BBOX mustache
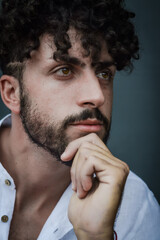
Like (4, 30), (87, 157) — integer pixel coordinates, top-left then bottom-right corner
(62, 109), (109, 130)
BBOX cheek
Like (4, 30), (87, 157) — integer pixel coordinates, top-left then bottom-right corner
(102, 88), (113, 119)
(31, 83), (77, 121)
(23, 65), (78, 120)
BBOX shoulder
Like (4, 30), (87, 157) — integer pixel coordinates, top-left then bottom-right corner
(124, 171), (160, 212)
(115, 171), (160, 240)
(124, 170), (157, 203)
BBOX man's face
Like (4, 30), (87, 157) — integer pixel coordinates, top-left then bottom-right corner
(20, 29), (116, 164)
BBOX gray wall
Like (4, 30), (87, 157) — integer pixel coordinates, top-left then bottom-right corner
(108, 0), (160, 203)
(0, 1), (160, 203)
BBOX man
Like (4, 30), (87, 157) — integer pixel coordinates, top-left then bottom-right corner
(0, 0), (159, 239)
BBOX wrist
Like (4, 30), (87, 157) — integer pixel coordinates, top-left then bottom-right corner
(74, 229), (114, 240)
(114, 231), (117, 240)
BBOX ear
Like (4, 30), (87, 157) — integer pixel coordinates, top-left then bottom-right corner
(0, 75), (20, 114)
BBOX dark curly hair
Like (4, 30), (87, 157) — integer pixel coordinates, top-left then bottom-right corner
(0, 0), (139, 81)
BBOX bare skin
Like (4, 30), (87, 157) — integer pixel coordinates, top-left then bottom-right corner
(0, 29), (129, 240)
(0, 126), (129, 240)
(0, 123), (71, 240)
(62, 133), (129, 240)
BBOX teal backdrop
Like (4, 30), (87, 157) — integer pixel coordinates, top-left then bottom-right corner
(0, 0), (160, 203)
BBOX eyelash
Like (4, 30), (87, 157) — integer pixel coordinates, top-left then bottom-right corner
(52, 66), (113, 83)
(96, 70), (113, 82)
(52, 66), (74, 80)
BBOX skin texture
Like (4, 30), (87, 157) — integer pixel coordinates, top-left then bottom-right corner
(62, 134), (129, 240)
(0, 29), (129, 240)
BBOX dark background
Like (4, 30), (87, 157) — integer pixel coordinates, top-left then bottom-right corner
(0, 0), (160, 203)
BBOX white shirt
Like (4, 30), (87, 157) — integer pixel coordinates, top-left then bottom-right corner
(0, 115), (160, 240)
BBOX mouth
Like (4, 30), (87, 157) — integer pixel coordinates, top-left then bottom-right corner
(70, 119), (104, 133)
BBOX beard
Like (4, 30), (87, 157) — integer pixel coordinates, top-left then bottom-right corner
(19, 85), (111, 166)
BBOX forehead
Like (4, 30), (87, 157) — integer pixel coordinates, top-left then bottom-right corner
(29, 28), (113, 66)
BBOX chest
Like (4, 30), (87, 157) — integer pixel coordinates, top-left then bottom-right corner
(8, 211), (45, 240)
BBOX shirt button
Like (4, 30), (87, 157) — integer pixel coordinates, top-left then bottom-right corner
(5, 179), (11, 186)
(1, 215), (9, 223)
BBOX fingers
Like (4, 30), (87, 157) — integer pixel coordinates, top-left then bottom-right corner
(70, 142), (129, 199)
(71, 151), (95, 198)
(61, 133), (129, 200)
(61, 133), (111, 162)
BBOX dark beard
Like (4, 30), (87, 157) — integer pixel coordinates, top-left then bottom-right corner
(19, 87), (111, 166)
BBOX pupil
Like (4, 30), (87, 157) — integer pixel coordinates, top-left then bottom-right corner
(62, 68), (69, 74)
(103, 73), (108, 78)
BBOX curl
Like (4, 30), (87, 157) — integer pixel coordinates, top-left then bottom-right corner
(0, 0), (139, 80)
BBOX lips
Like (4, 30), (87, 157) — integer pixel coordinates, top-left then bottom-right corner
(71, 118), (103, 125)
(70, 119), (103, 132)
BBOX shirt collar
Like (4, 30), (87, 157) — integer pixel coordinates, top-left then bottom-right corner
(0, 114), (11, 127)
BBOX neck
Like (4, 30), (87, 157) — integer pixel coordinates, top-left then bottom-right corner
(0, 114), (71, 208)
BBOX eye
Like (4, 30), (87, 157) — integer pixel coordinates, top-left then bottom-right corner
(96, 70), (112, 82)
(56, 67), (71, 76)
(51, 66), (75, 81)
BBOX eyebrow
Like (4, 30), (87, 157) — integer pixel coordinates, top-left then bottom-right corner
(55, 54), (85, 68)
(91, 61), (117, 70)
(54, 54), (116, 69)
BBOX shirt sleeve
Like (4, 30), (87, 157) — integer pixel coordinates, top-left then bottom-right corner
(114, 171), (160, 240)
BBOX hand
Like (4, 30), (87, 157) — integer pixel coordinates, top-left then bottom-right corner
(61, 133), (129, 240)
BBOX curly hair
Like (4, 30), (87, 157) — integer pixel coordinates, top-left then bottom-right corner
(0, 0), (139, 80)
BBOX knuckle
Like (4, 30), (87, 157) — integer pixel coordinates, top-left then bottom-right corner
(118, 163), (130, 179)
(123, 162), (130, 174)
(80, 141), (90, 149)
(90, 132), (99, 140)
(115, 158), (130, 175)
(90, 132), (97, 138)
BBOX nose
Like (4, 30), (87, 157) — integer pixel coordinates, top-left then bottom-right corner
(76, 70), (105, 109)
